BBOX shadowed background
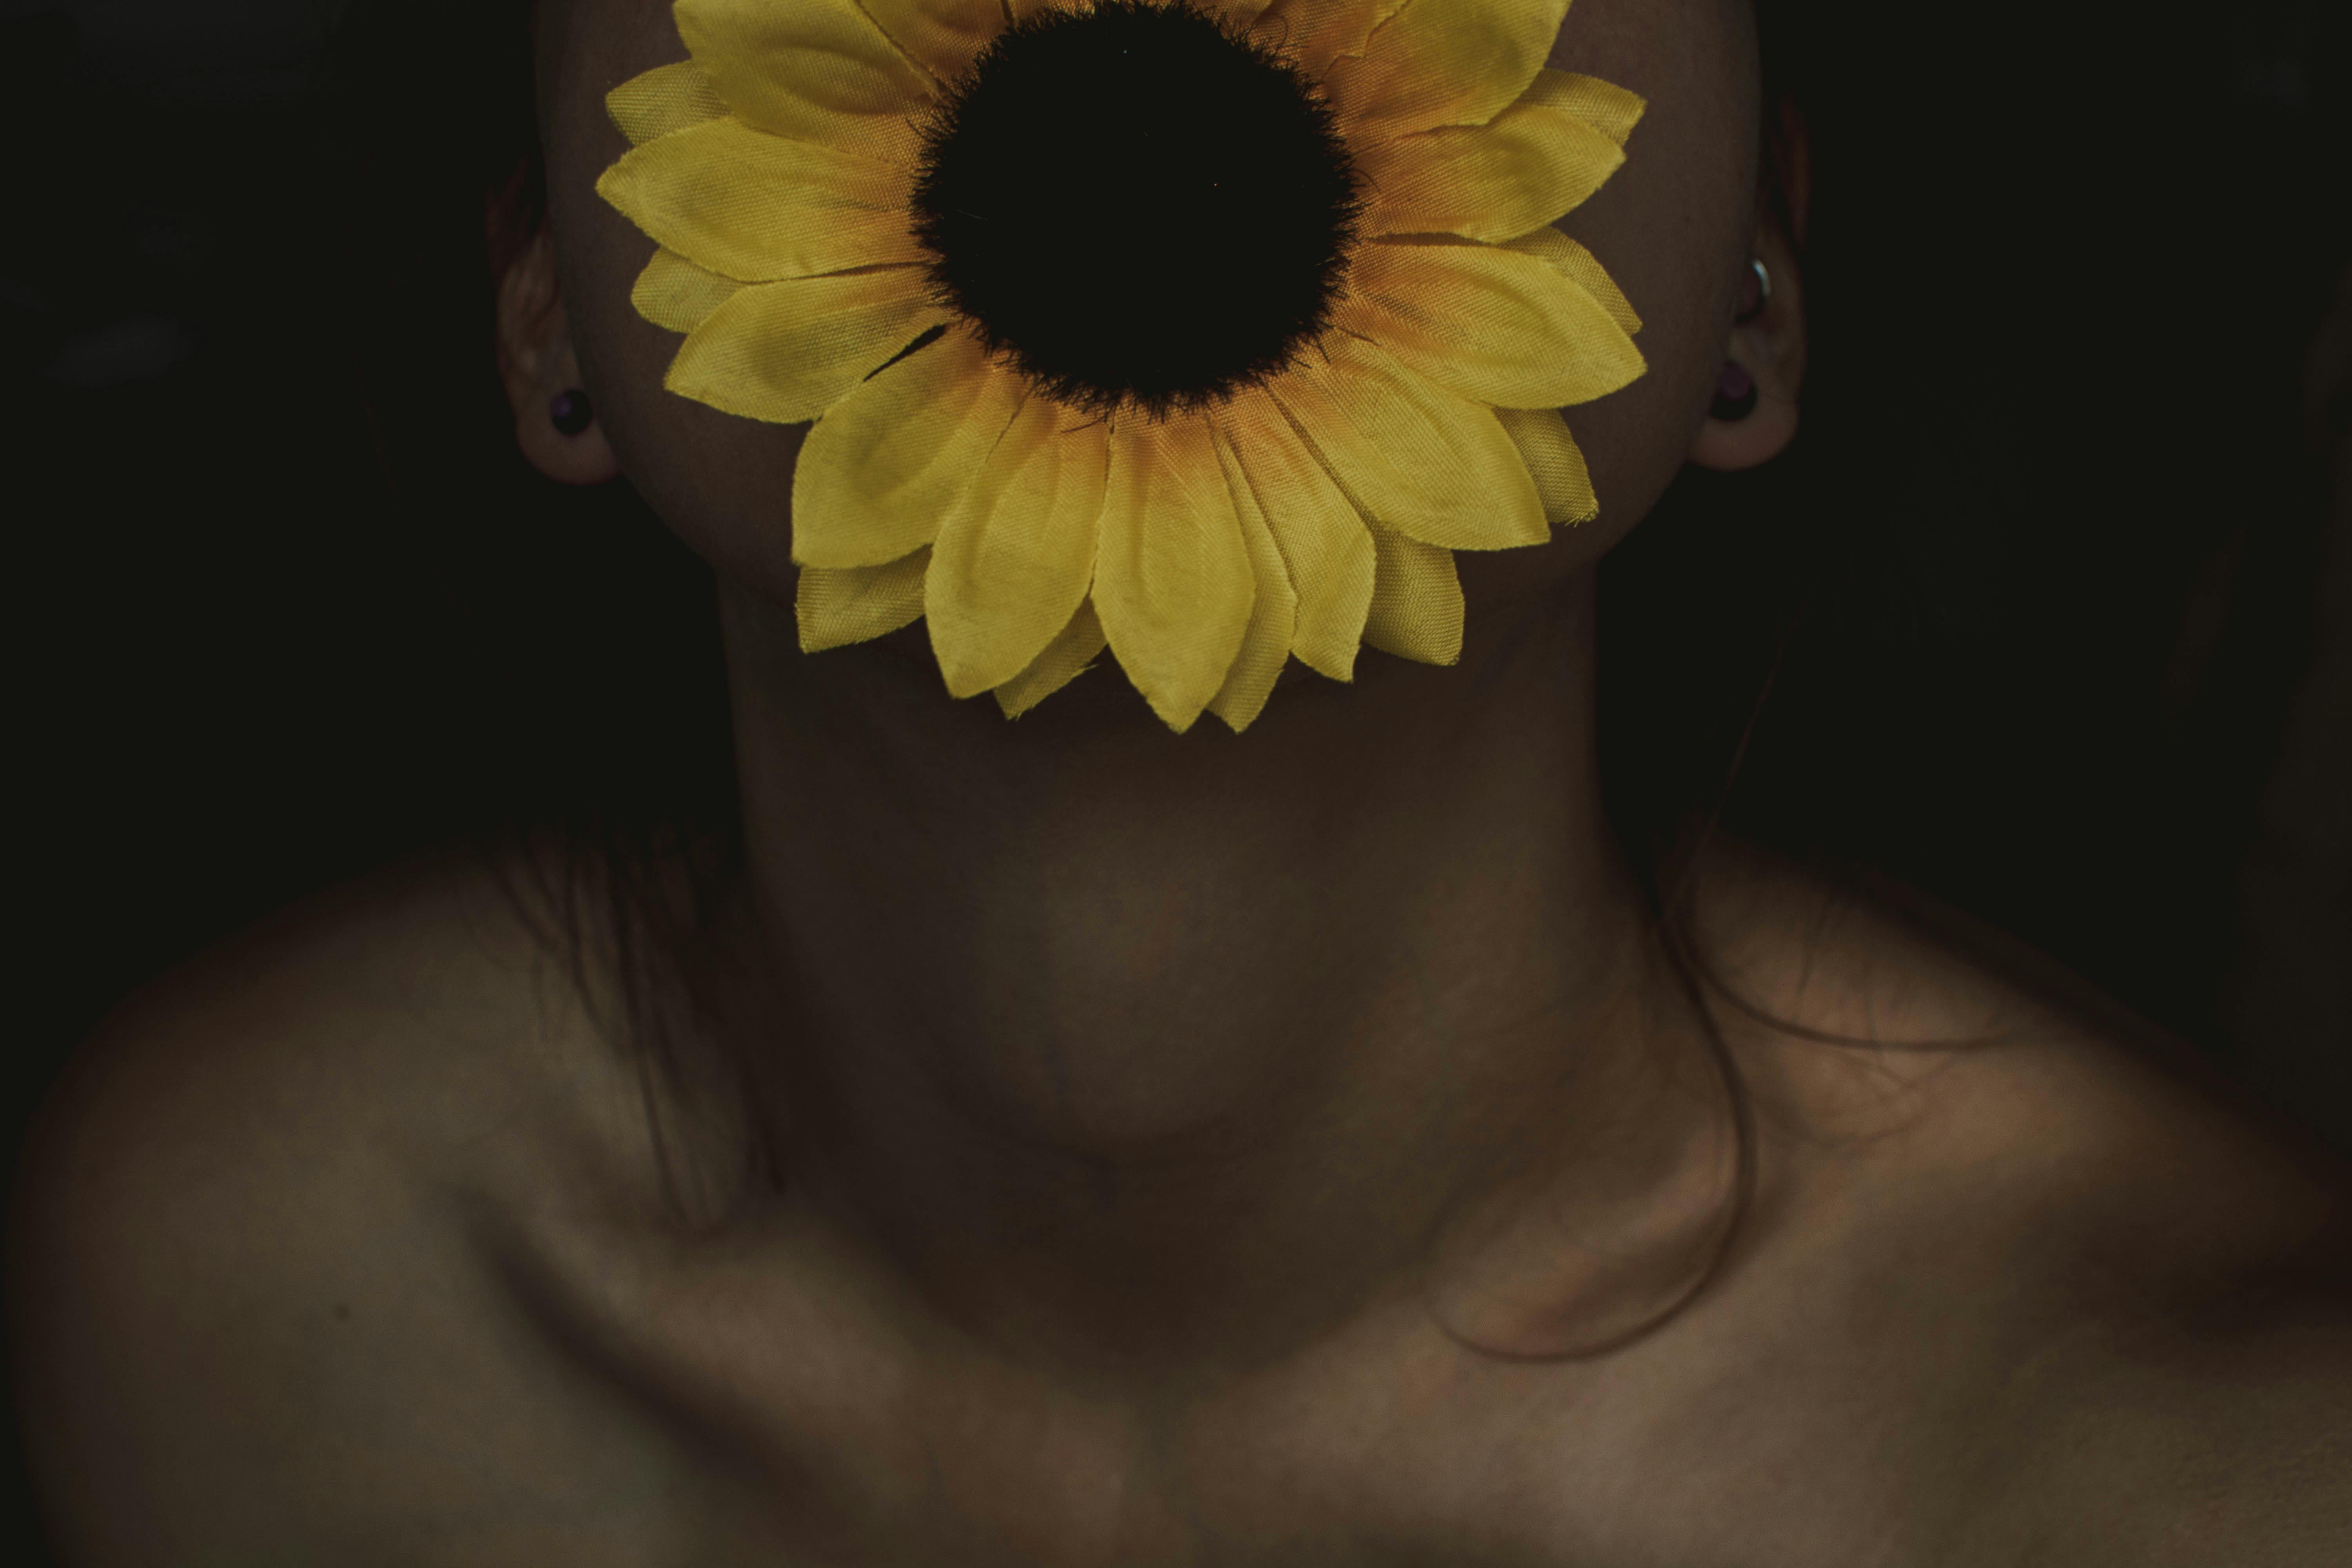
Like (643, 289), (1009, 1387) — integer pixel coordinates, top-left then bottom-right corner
(4, 0), (2347, 1560)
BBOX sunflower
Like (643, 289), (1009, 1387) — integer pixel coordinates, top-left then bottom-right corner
(598, 0), (1646, 731)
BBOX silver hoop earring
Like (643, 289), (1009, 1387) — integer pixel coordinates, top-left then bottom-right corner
(1736, 258), (1772, 325)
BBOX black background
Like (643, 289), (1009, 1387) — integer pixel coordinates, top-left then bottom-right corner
(4, 0), (2348, 1559)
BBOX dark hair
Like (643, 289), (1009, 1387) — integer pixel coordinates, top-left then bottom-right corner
(327, 0), (2343, 1296)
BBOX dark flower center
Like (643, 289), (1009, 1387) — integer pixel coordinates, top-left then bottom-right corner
(909, 0), (1361, 417)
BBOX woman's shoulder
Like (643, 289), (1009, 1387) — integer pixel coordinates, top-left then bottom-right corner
(6, 848), (690, 1562)
(16, 845), (642, 1212)
(1715, 847), (2350, 1309)
(1699, 851), (2352, 1561)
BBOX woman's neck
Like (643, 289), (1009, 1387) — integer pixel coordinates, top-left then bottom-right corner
(711, 568), (1726, 1375)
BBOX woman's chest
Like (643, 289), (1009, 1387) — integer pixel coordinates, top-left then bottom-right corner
(467, 1211), (2023, 1568)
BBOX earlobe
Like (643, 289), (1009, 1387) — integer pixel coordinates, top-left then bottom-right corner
(495, 227), (622, 486)
(1690, 100), (1811, 475)
(1688, 233), (1806, 474)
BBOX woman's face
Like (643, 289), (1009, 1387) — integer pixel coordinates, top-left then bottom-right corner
(536, 0), (1764, 631)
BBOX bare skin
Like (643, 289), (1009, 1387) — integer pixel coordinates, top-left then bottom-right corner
(11, 0), (2350, 1563)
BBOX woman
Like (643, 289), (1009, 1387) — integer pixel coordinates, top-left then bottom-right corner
(12, 0), (2349, 1561)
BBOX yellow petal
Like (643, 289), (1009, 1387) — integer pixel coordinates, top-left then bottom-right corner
(1334, 238), (1645, 410)
(797, 547), (931, 652)
(1217, 390), (1375, 682)
(995, 600), (1109, 719)
(668, 269), (949, 428)
(1502, 226), (1641, 335)
(630, 247), (746, 333)
(674, 0), (930, 161)
(606, 60), (729, 147)
(1249, 0), (1409, 75)
(793, 330), (1026, 567)
(1495, 407), (1597, 525)
(1269, 336), (1546, 551)
(1527, 69), (1647, 147)
(1207, 429), (1301, 732)
(1363, 526), (1463, 664)
(858, 0), (1002, 86)
(1094, 417), (1256, 733)
(1323, 0), (1569, 138)
(926, 399), (1110, 697)
(1213, 0), (1282, 29)
(597, 118), (922, 282)
(1356, 95), (1627, 243)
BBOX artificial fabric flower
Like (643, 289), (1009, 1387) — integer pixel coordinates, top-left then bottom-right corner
(599, 0), (1646, 731)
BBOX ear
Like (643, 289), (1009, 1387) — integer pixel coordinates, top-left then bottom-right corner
(495, 222), (622, 485)
(1690, 100), (1810, 474)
